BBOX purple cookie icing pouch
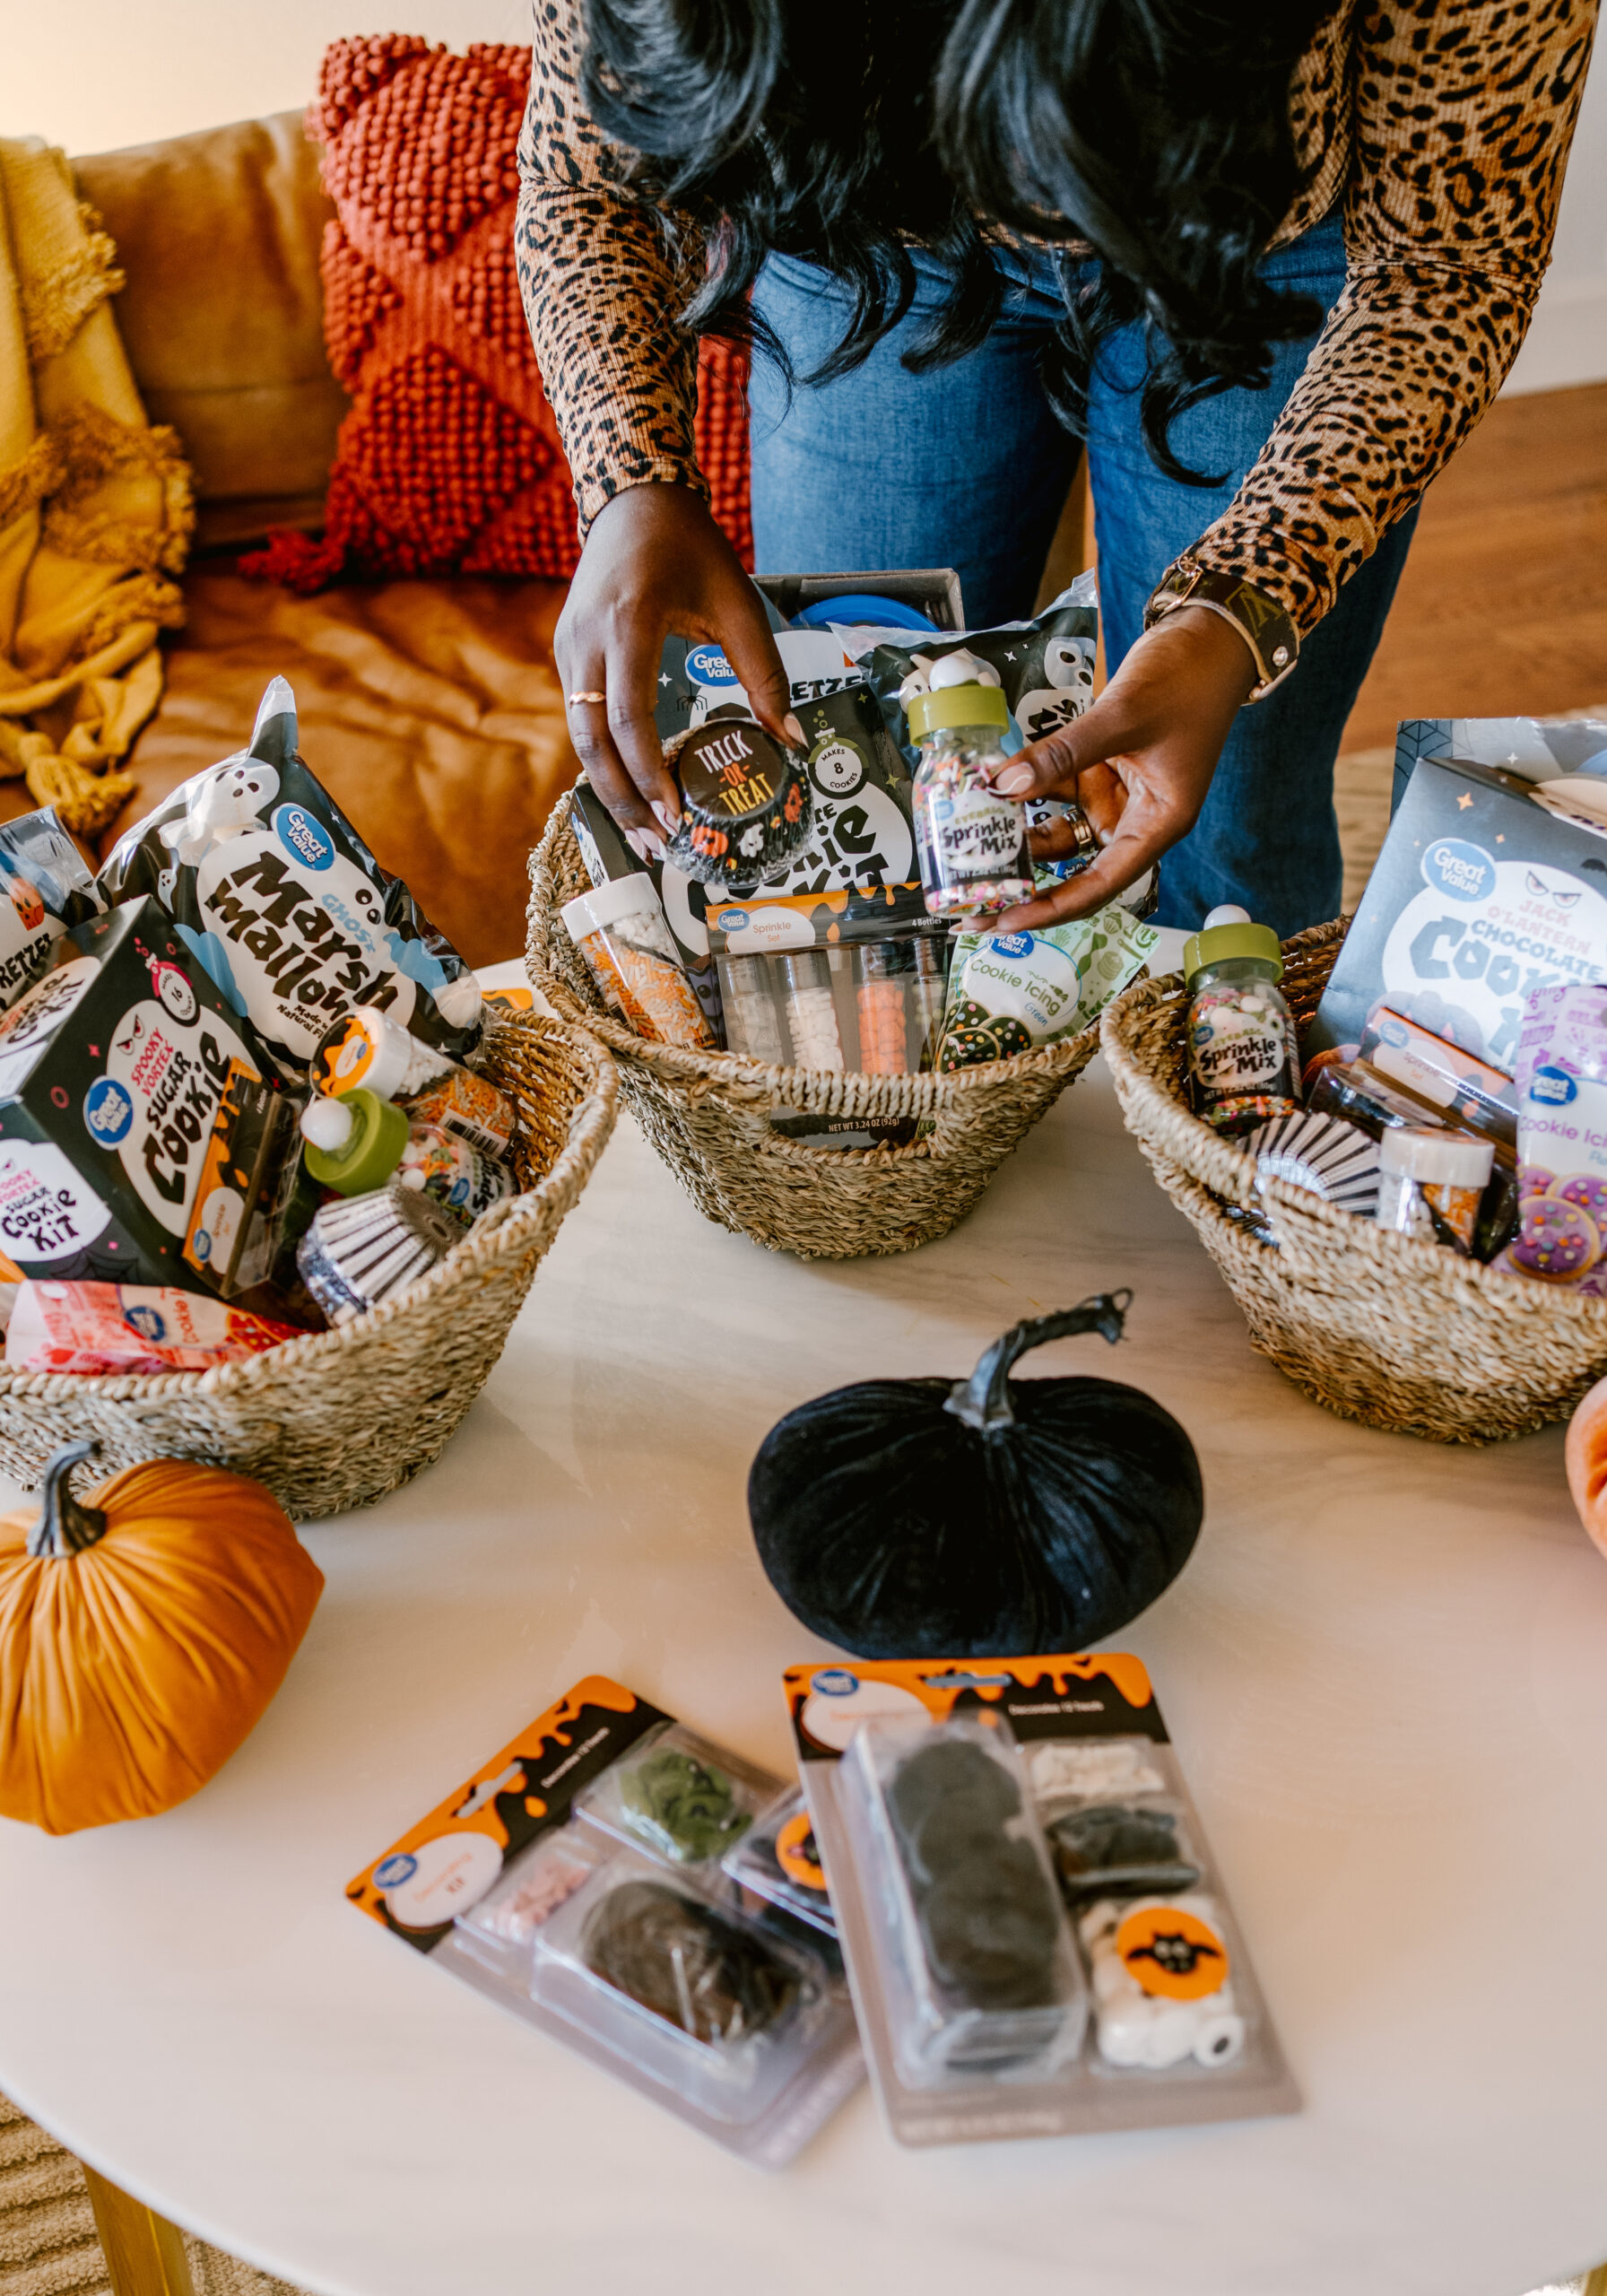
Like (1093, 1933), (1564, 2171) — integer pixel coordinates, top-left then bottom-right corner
(1502, 987), (1607, 1290)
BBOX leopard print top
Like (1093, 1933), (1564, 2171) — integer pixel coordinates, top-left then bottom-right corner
(516, 0), (1598, 635)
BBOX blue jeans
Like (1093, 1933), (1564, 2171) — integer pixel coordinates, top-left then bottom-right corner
(748, 212), (1417, 935)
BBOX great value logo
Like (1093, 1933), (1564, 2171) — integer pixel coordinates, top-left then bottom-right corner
(686, 645), (738, 686)
(1421, 839), (1496, 902)
(274, 804), (334, 872)
(1529, 1064), (1580, 1106)
(83, 1075), (135, 1144)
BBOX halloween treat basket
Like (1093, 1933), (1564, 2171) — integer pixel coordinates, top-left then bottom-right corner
(0, 1010), (616, 1517)
(1101, 918), (1607, 1443)
(527, 792), (1099, 1260)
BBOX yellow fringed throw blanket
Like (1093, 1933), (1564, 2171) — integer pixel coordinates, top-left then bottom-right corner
(0, 136), (192, 839)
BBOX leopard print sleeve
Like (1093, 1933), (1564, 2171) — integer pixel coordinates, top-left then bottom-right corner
(1184, 0), (1599, 639)
(516, 0), (706, 533)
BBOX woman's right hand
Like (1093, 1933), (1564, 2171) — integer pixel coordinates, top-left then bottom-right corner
(552, 483), (801, 858)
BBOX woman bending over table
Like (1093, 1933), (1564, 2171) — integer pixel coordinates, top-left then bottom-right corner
(517, 0), (1597, 937)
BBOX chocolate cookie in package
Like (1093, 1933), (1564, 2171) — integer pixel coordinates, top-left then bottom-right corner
(0, 809), (102, 1012)
(98, 677), (482, 1075)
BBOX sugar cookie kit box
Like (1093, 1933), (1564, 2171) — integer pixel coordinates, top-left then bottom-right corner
(786, 1652), (1297, 2147)
(0, 898), (302, 1294)
(348, 1677), (863, 2167)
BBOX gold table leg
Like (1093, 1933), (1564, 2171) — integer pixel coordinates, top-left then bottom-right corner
(82, 2162), (196, 2296)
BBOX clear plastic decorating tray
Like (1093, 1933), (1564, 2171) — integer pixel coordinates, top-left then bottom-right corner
(785, 1653), (1299, 2148)
(347, 1677), (862, 2168)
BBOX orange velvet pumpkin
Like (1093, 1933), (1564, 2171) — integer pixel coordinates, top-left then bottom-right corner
(0, 1445), (324, 1834)
(1566, 1374), (1607, 1560)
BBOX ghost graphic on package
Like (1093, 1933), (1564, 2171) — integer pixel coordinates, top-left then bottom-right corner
(98, 676), (482, 1074)
(1012, 630), (1097, 749)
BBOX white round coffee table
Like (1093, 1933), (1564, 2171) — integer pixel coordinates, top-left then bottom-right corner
(0, 996), (1603, 2296)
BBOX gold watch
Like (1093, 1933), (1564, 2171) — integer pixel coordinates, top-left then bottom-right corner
(1143, 561), (1299, 700)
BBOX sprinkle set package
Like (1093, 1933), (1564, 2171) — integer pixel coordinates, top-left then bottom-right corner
(784, 1652), (1297, 2147)
(347, 1678), (863, 2167)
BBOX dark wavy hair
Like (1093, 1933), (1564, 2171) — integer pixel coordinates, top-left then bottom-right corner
(581, 0), (1333, 483)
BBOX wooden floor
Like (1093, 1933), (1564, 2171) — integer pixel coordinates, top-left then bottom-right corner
(1335, 378), (1606, 902)
(1342, 379), (1607, 751)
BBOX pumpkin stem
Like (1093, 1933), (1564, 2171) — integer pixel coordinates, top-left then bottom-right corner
(25, 1442), (108, 1561)
(943, 1292), (1132, 1433)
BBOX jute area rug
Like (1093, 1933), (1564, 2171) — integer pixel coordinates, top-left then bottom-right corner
(0, 2095), (307, 2296)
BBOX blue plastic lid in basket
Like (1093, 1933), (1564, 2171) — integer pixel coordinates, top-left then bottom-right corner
(791, 594), (940, 633)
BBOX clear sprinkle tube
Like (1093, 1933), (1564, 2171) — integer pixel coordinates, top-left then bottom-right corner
(781, 950), (846, 1071)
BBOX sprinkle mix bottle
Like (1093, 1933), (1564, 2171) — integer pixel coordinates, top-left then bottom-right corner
(1183, 907), (1302, 1136)
(299, 1088), (512, 1223)
(908, 656), (1034, 919)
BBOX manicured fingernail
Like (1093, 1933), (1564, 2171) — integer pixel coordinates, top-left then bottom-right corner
(784, 714), (806, 750)
(652, 800), (680, 839)
(625, 827), (661, 863)
(993, 765), (1035, 796)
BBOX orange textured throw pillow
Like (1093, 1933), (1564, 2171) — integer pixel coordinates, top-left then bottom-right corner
(246, 36), (751, 591)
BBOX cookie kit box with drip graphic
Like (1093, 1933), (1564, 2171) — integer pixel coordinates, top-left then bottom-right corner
(0, 899), (302, 1299)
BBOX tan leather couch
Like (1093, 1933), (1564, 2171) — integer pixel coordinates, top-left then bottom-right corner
(52, 112), (576, 970)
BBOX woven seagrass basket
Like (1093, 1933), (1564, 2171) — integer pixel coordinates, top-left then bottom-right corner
(0, 1009), (616, 1517)
(1101, 917), (1607, 1444)
(527, 789), (1099, 1259)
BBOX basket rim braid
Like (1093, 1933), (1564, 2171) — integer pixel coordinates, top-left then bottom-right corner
(0, 1007), (618, 1515)
(1099, 916), (1607, 1444)
(526, 784), (1102, 1254)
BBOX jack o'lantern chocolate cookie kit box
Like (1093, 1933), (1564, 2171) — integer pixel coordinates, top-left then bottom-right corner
(0, 898), (302, 1299)
(1308, 726), (1607, 1075)
(786, 1653), (1297, 2147)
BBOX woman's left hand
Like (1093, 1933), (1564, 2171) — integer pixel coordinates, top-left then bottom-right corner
(984, 605), (1259, 930)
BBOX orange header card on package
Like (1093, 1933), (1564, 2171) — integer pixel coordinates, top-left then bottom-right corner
(346, 1676), (669, 1953)
(784, 1652), (1163, 1761)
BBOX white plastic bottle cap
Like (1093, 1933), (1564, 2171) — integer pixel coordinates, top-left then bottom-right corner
(560, 874), (662, 942)
(1379, 1126), (1494, 1187)
(300, 1097), (357, 1152)
(1202, 904), (1252, 929)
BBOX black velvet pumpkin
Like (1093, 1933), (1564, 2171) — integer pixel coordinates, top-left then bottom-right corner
(747, 1294), (1203, 1657)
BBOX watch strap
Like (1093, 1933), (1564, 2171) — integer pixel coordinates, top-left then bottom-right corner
(1143, 561), (1299, 700)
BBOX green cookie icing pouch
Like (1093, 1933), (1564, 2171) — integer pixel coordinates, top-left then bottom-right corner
(937, 907), (1157, 1072)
